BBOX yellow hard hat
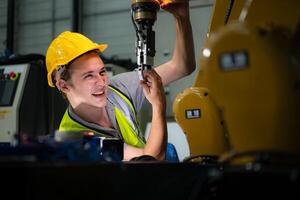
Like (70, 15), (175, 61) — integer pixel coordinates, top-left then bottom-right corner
(46, 31), (108, 87)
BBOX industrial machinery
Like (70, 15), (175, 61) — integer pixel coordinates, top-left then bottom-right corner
(0, 57), (66, 146)
(131, 0), (160, 80)
(0, 64), (30, 144)
(174, 0), (300, 165)
(131, 0), (186, 80)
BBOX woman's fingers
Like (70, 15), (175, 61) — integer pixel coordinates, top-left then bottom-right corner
(140, 80), (150, 94)
(143, 69), (161, 85)
(140, 69), (166, 108)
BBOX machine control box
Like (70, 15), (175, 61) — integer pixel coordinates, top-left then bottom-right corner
(0, 64), (29, 145)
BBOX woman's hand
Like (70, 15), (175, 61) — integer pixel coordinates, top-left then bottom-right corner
(124, 70), (167, 160)
(140, 69), (166, 111)
(139, 69), (167, 160)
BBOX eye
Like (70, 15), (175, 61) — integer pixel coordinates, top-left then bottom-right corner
(84, 74), (93, 79)
(99, 69), (106, 76)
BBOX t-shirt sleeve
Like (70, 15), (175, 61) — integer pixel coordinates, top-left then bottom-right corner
(109, 71), (145, 112)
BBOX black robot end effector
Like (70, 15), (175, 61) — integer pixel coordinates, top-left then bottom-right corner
(131, 0), (160, 80)
(131, 0), (160, 23)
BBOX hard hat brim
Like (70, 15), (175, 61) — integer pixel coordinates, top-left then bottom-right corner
(97, 44), (108, 53)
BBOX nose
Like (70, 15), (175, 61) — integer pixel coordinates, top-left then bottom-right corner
(95, 73), (107, 86)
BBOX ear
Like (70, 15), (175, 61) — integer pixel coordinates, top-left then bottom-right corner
(56, 79), (69, 93)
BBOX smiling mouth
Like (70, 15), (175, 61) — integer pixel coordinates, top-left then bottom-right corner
(92, 91), (105, 97)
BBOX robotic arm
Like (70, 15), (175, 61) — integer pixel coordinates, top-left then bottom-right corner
(131, 0), (160, 80)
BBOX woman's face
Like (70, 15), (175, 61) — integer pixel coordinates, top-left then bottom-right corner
(64, 51), (109, 109)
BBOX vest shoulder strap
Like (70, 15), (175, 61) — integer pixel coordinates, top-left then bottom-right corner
(108, 85), (145, 147)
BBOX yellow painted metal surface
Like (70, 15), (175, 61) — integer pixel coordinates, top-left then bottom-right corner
(198, 22), (300, 154)
(173, 87), (229, 157)
(208, 0), (245, 34)
(174, 0), (300, 162)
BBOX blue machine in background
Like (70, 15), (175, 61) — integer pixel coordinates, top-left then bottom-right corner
(0, 132), (124, 162)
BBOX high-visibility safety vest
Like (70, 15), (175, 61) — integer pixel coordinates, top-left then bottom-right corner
(59, 85), (146, 148)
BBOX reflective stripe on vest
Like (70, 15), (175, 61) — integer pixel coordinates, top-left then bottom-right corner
(109, 86), (145, 148)
(59, 85), (145, 148)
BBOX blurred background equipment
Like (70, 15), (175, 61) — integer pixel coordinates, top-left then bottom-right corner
(174, 0), (300, 165)
(0, 55), (66, 146)
(0, 63), (30, 144)
(0, 130), (124, 162)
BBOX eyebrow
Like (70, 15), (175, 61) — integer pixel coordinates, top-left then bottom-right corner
(80, 70), (92, 76)
(81, 67), (106, 77)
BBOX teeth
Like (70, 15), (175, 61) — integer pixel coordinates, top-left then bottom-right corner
(93, 91), (104, 95)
